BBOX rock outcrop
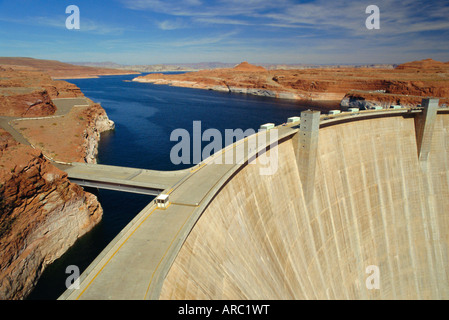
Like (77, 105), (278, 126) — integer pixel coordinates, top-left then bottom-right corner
(340, 90), (448, 110)
(8, 101), (115, 164)
(0, 130), (102, 300)
(79, 103), (115, 164)
(340, 59), (449, 109)
(0, 66), (84, 117)
(0, 66), (114, 299)
(0, 89), (56, 118)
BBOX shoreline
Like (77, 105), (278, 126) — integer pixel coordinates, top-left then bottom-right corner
(52, 71), (141, 80)
(132, 76), (449, 110)
(132, 76), (346, 106)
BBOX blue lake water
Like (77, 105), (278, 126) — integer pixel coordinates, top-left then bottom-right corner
(27, 73), (338, 299)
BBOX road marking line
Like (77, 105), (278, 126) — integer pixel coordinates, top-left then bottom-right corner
(75, 205), (158, 299)
(144, 206), (196, 300)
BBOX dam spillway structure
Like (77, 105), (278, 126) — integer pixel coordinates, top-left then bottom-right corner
(61, 98), (449, 300)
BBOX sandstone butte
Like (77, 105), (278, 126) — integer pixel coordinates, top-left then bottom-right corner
(0, 64), (114, 299)
(132, 59), (449, 108)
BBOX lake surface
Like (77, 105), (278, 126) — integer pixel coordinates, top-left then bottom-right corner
(27, 73), (338, 299)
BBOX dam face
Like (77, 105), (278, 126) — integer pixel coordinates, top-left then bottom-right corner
(160, 113), (449, 299)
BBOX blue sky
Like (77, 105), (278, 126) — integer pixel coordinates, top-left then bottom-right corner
(0, 0), (448, 65)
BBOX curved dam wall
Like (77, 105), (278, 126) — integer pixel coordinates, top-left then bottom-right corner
(159, 113), (449, 299)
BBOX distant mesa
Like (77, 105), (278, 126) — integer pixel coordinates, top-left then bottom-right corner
(396, 58), (449, 72)
(233, 61), (267, 72)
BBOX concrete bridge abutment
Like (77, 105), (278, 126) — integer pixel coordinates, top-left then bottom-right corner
(415, 98), (439, 167)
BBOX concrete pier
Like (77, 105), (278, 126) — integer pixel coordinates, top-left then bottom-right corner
(297, 110), (321, 202)
(415, 98), (439, 164)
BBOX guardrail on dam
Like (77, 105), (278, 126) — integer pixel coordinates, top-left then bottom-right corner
(60, 98), (449, 300)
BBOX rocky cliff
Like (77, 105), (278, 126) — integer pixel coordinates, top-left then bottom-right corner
(0, 130), (102, 299)
(0, 65), (83, 117)
(80, 103), (115, 164)
(341, 59), (449, 109)
(7, 101), (115, 164)
(0, 66), (113, 299)
(0, 88), (56, 118)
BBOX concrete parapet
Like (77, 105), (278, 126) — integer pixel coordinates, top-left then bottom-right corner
(415, 98), (439, 164)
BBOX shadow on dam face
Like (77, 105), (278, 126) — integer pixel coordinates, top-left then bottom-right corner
(160, 114), (449, 299)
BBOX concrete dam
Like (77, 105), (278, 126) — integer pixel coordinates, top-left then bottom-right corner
(61, 99), (449, 300)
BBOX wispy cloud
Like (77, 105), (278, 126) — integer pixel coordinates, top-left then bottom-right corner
(194, 17), (253, 26)
(72, 18), (127, 35)
(2, 0), (448, 64)
(0, 14), (126, 35)
(95, 29), (240, 50)
(168, 30), (239, 47)
(156, 18), (188, 30)
(264, 0), (449, 36)
(120, 0), (449, 36)
(120, 0), (279, 17)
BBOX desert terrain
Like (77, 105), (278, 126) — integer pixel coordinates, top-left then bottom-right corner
(0, 57), (139, 79)
(0, 62), (115, 299)
(133, 59), (449, 109)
